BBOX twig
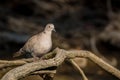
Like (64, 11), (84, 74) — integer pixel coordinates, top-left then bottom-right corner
(69, 59), (88, 80)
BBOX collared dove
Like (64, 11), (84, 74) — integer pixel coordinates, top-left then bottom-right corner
(13, 23), (55, 60)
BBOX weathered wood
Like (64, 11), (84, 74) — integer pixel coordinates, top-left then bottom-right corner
(1, 48), (120, 80)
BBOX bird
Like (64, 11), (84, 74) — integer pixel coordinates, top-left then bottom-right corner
(13, 23), (55, 60)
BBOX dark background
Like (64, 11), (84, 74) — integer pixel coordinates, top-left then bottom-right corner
(0, 0), (120, 80)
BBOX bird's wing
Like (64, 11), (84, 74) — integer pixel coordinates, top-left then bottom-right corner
(13, 35), (37, 57)
(22, 34), (40, 52)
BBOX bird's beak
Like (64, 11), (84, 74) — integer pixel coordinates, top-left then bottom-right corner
(53, 28), (56, 32)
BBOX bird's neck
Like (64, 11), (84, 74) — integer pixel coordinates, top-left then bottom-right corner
(43, 30), (52, 36)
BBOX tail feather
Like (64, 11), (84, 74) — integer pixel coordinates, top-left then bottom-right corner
(13, 48), (25, 57)
(13, 51), (21, 57)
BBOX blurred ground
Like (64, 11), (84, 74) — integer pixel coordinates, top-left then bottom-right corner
(0, 0), (120, 80)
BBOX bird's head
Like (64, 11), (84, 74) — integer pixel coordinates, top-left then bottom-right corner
(45, 23), (56, 32)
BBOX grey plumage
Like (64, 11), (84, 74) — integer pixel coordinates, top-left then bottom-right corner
(14, 23), (55, 59)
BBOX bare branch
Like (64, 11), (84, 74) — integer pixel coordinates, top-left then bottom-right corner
(69, 59), (88, 80)
(0, 58), (34, 69)
(1, 48), (120, 80)
(66, 50), (120, 78)
(31, 70), (56, 75)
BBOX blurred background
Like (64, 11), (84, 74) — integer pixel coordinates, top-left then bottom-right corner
(0, 0), (120, 80)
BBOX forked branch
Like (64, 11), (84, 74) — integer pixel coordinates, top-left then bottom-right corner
(1, 48), (120, 80)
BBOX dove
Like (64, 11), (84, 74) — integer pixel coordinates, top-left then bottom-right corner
(13, 23), (55, 60)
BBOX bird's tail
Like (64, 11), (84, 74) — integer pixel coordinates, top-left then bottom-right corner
(13, 48), (24, 57)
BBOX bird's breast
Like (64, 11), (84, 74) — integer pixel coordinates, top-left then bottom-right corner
(33, 35), (52, 54)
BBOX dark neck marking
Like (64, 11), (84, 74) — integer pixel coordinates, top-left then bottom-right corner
(43, 31), (46, 34)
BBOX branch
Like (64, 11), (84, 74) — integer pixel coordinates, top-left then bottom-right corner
(31, 70), (56, 75)
(66, 49), (120, 78)
(1, 48), (120, 80)
(0, 58), (34, 69)
(90, 35), (117, 66)
(69, 59), (88, 80)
